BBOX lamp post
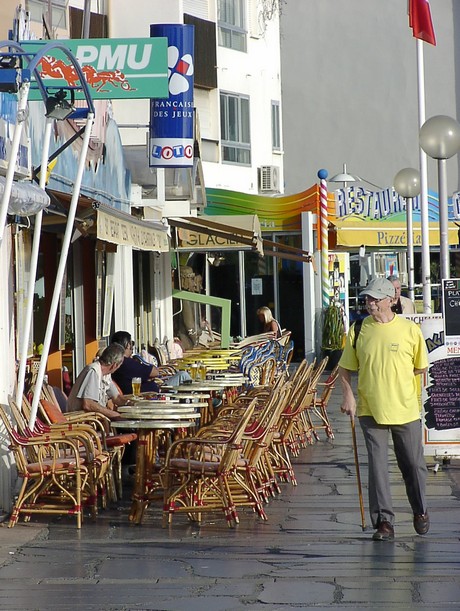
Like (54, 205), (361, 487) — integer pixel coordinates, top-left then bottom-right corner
(420, 115), (460, 281)
(329, 162), (358, 216)
(393, 168), (421, 303)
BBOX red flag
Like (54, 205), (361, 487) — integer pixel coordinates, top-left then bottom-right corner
(409, 0), (436, 45)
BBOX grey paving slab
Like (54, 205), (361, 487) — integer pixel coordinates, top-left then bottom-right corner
(0, 380), (460, 610)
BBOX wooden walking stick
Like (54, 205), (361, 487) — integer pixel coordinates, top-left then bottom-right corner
(350, 415), (366, 531)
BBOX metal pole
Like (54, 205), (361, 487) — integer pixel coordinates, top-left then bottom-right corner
(407, 196), (415, 302)
(318, 170), (329, 309)
(82, 0), (92, 39)
(416, 40), (432, 313)
(238, 250), (246, 338)
(29, 112), (95, 430)
(16, 118), (53, 403)
(0, 82), (30, 243)
(438, 158), (450, 280)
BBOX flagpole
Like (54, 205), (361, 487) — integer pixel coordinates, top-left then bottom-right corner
(416, 38), (432, 314)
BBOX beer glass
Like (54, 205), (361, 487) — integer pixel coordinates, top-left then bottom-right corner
(131, 377), (142, 396)
(190, 364), (198, 381)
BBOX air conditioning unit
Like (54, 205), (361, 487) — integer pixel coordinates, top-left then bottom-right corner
(258, 165), (279, 192)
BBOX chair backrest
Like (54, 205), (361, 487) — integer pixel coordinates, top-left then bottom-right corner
(317, 364), (340, 405)
(242, 380), (292, 466)
(7, 396), (33, 437)
(40, 398), (68, 424)
(310, 356), (329, 389)
(2, 402), (39, 465)
(217, 399), (257, 473)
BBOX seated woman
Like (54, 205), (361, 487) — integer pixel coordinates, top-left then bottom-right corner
(257, 306), (282, 339)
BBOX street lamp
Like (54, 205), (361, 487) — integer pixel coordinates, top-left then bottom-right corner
(420, 115), (460, 280)
(393, 168), (421, 302)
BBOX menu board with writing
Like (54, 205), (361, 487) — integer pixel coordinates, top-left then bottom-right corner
(443, 278), (460, 356)
(421, 316), (460, 457)
(424, 358), (460, 430)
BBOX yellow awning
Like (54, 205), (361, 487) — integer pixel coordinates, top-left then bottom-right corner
(334, 220), (459, 248)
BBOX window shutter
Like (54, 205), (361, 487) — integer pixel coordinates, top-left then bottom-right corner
(183, 0), (209, 20)
(249, 0), (261, 39)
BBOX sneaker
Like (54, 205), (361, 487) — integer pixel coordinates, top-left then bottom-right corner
(413, 512), (430, 535)
(372, 520), (395, 541)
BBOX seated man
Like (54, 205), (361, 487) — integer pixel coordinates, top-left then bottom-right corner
(67, 343), (129, 421)
(110, 331), (191, 395)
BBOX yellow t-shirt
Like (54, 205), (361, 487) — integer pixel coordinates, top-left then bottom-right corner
(339, 315), (428, 424)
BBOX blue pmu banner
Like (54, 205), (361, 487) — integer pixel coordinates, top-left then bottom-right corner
(149, 24), (195, 168)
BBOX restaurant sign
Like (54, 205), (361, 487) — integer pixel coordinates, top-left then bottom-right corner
(96, 209), (169, 252)
(22, 38), (169, 100)
(335, 221), (459, 248)
(177, 228), (250, 251)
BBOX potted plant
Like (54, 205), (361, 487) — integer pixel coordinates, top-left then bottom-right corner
(321, 302), (345, 369)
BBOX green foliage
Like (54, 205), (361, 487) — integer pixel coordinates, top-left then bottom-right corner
(321, 303), (344, 351)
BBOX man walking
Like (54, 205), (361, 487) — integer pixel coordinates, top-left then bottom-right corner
(339, 277), (429, 541)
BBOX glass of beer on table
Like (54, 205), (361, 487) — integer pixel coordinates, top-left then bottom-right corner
(190, 363), (198, 381)
(131, 377), (142, 396)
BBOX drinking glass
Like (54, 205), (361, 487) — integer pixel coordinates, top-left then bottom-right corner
(131, 377), (142, 396)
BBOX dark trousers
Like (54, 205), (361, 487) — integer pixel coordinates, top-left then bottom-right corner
(359, 416), (428, 528)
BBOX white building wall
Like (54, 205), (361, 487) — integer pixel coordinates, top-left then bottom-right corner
(0, 230), (19, 512)
(203, 3), (283, 193)
(107, 0), (283, 196)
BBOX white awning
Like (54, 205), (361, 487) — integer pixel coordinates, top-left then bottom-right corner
(169, 214), (264, 255)
(169, 214), (314, 264)
(95, 203), (169, 252)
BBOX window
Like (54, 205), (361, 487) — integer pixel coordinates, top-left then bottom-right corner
(28, 0), (68, 30)
(271, 100), (281, 151)
(220, 92), (251, 165)
(218, 0), (247, 52)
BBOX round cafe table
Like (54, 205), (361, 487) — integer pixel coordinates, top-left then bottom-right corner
(113, 406), (200, 525)
(167, 376), (248, 413)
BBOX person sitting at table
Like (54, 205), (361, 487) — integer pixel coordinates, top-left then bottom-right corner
(67, 343), (128, 423)
(257, 306), (282, 339)
(110, 331), (191, 395)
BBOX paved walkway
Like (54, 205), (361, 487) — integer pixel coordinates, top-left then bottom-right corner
(0, 379), (460, 610)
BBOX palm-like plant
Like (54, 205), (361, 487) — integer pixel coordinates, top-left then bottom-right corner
(321, 303), (345, 352)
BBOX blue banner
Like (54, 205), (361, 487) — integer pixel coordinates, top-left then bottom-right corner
(149, 24), (194, 168)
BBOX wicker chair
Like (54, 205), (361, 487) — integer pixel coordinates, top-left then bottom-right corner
(38, 389), (136, 502)
(8, 396), (111, 518)
(162, 399), (257, 527)
(0, 404), (94, 528)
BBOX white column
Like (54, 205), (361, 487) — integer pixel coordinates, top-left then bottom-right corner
(114, 245), (135, 334)
(301, 211), (316, 361)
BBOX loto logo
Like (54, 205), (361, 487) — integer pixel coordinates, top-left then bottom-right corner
(151, 143), (193, 161)
(167, 46), (194, 95)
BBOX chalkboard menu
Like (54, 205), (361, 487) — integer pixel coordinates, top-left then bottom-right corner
(424, 357), (460, 430)
(443, 278), (460, 339)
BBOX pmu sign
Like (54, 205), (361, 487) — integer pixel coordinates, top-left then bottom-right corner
(22, 38), (169, 100)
